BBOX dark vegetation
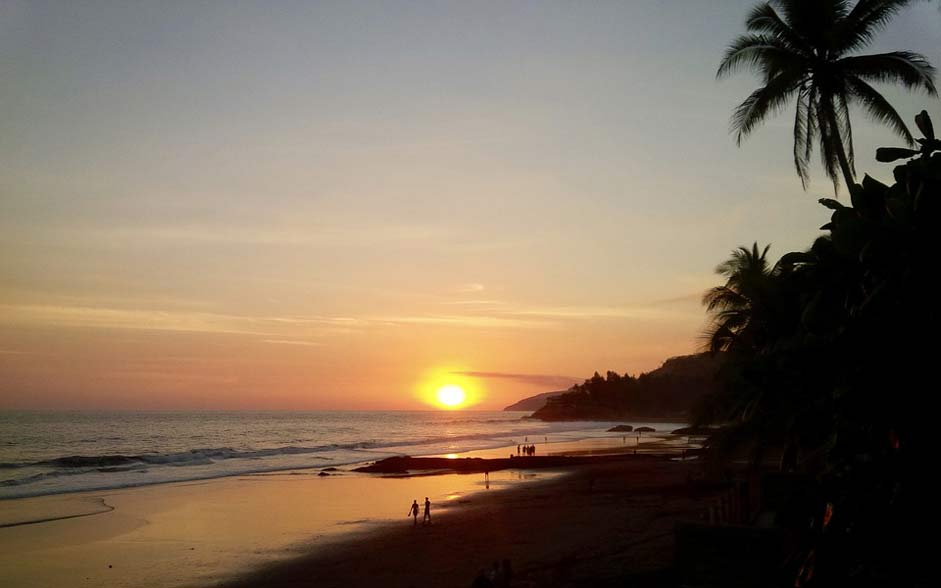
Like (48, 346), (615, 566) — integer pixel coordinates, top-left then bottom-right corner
(696, 112), (940, 585)
(718, 0), (935, 191)
(531, 353), (722, 421)
(697, 4), (937, 582)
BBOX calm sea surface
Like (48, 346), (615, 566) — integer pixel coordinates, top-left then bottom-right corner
(0, 410), (642, 499)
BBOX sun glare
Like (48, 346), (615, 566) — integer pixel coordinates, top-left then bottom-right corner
(435, 384), (466, 408)
(416, 368), (482, 409)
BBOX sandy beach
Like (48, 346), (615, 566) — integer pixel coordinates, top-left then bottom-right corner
(227, 456), (705, 588)
(0, 434), (708, 588)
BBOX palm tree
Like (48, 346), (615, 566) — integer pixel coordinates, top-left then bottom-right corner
(702, 243), (775, 353)
(718, 0), (936, 192)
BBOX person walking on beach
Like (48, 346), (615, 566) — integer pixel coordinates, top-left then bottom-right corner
(423, 497), (431, 525)
(409, 499), (419, 526)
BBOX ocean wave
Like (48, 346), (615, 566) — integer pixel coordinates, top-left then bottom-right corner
(3, 420), (627, 473)
(1, 469), (88, 487)
(29, 446), (341, 470)
(0, 414), (662, 499)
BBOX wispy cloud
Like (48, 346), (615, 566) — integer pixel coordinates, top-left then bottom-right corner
(35, 221), (456, 249)
(0, 304), (343, 338)
(500, 305), (681, 321)
(0, 303), (552, 338)
(0, 288), (703, 342)
(261, 339), (325, 347)
(372, 314), (551, 329)
(645, 292), (704, 306)
(451, 371), (581, 389)
(441, 299), (507, 306)
(454, 283), (486, 293)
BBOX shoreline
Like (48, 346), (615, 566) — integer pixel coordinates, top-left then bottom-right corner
(224, 456), (707, 588)
(1, 434), (702, 588)
(0, 419), (688, 502)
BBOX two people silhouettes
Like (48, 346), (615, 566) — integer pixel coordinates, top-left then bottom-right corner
(409, 497), (431, 526)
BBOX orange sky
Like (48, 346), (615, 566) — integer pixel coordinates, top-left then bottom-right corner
(1, 1), (938, 410)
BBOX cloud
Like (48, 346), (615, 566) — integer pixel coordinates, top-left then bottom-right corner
(261, 339), (325, 347)
(645, 292), (705, 305)
(451, 371), (581, 389)
(0, 303), (552, 338)
(373, 314), (551, 329)
(441, 299), (507, 306)
(501, 305), (677, 321)
(31, 221), (456, 249)
(0, 304), (351, 338)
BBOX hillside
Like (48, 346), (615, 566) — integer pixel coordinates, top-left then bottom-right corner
(502, 390), (567, 412)
(530, 353), (722, 421)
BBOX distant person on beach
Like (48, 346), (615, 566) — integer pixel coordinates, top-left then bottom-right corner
(423, 497), (431, 524)
(472, 569), (493, 588)
(409, 499), (419, 526)
(501, 559), (513, 587)
(517, 444), (520, 455)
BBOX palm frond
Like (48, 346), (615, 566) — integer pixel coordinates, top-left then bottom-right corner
(793, 84), (812, 188)
(721, 0), (934, 192)
(836, 91), (856, 176)
(846, 77), (915, 144)
(717, 34), (806, 80)
(804, 84), (819, 166)
(731, 70), (805, 144)
(815, 97), (844, 192)
(703, 286), (750, 312)
(770, 0), (850, 50)
(700, 323), (738, 354)
(745, 3), (813, 56)
(837, 0), (914, 54)
(838, 51), (938, 93)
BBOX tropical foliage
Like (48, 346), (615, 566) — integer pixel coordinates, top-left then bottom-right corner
(531, 354), (720, 421)
(699, 110), (941, 584)
(719, 0), (936, 190)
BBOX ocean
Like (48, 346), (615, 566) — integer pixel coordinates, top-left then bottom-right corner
(0, 410), (646, 499)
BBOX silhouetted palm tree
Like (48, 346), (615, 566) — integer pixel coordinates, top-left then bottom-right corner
(702, 243), (774, 353)
(718, 0), (936, 191)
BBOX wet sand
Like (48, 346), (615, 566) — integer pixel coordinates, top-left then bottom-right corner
(226, 457), (706, 588)
(0, 467), (558, 588)
(1, 433), (704, 588)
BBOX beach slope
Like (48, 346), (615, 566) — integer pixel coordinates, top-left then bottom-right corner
(226, 458), (705, 588)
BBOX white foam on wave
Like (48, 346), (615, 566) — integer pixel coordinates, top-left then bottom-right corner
(0, 413), (684, 499)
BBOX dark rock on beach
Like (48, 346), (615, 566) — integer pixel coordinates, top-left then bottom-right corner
(671, 426), (715, 436)
(607, 425), (634, 432)
(353, 454), (663, 475)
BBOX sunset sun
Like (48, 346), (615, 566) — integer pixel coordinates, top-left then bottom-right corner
(435, 384), (466, 408)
